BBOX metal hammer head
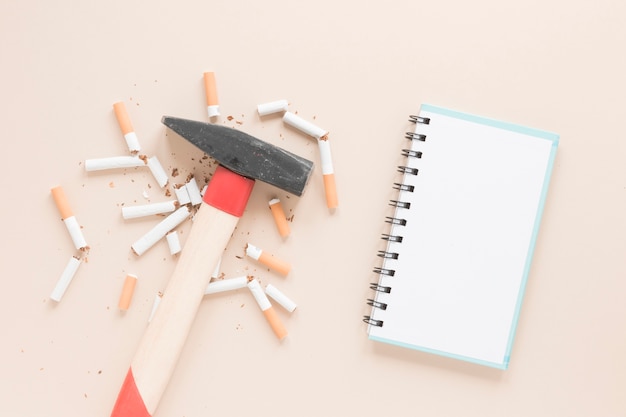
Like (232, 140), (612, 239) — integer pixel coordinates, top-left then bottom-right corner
(162, 116), (314, 196)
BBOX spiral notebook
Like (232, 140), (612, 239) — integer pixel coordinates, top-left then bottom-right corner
(364, 104), (558, 369)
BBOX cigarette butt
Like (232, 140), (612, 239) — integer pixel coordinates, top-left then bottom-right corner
(257, 99), (289, 116)
(269, 198), (290, 238)
(166, 231), (181, 255)
(203, 72), (219, 118)
(318, 138), (338, 208)
(84, 156), (145, 171)
(204, 276), (248, 295)
(147, 156), (168, 188)
(118, 274), (137, 311)
(265, 284), (297, 313)
(246, 243), (291, 276)
(148, 292), (162, 323)
(113, 102), (141, 153)
(186, 177), (203, 206)
(121, 200), (178, 219)
(283, 111), (328, 140)
(131, 206), (191, 256)
(51, 186), (88, 251)
(247, 278), (287, 340)
(50, 256), (81, 302)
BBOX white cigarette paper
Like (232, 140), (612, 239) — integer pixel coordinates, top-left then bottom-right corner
(121, 200), (178, 219)
(148, 292), (162, 323)
(166, 231), (181, 255)
(186, 177), (203, 205)
(257, 99), (289, 116)
(212, 257), (222, 279)
(147, 156), (168, 188)
(318, 139), (335, 175)
(64, 216), (88, 251)
(265, 284), (297, 313)
(50, 256), (81, 302)
(124, 132), (141, 154)
(283, 111), (328, 139)
(131, 206), (191, 256)
(174, 185), (191, 205)
(247, 278), (272, 311)
(204, 276), (248, 295)
(84, 156), (145, 171)
(246, 243), (263, 260)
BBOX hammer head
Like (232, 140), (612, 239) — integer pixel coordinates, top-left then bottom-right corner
(162, 116), (314, 196)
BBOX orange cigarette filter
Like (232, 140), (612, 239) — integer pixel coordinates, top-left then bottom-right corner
(269, 198), (290, 238)
(203, 72), (219, 117)
(113, 101), (134, 135)
(118, 274), (138, 311)
(263, 307), (288, 340)
(323, 173), (338, 209)
(51, 186), (73, 219)
(258, 251), (291, 276)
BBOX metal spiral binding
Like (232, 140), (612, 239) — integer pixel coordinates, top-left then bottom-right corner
(365, 114), (428, 328)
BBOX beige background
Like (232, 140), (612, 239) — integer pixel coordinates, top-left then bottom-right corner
(1, 0), (624, 416)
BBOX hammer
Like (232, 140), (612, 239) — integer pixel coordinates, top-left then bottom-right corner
(110, 117), (314, 417)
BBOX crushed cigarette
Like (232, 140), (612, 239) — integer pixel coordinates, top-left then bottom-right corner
(113, 101), (141, 154)
(185, 177), (203, 206)
(247, 277), (287, 340)
(283, 111), (328, 140)
(50, 256), (81, 302)
(84, 155), (145, 171)
(204, 276), (248, 295)
(147, 156), (169, 188)
(131, 206), (191, 256)
(245, 243), (291, 276)
(265, 284), (297, 313)
(203, 72), (219, 118)
(51, 186), (88, 251)
(121, 200), (178, 219)
(118, 274), (137, 311)
(174, 184), (191, 205)
(166, 231), (181, 255)
(257, 99), (289, 116)
(268, 198), (290, 238)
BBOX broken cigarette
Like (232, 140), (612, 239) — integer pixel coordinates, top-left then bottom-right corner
(174, 185), (191, 205)
(51, 186), (88, 251)
(203, 72), (219, 118)
(166, 231), (181, 255)
(282, 111), (338, 208)
(50, 256), (81, 302)
(113, 101), (141, 154)
(245, 243), (291, 276)
(148, 292), (162, 323)
(247, 277), (287, 340)
(257, 99), (289, 116)
(147, 156), (168, 188)
(204, 276), (248, 295)
(269, 198), (290, 238)
(84, 155), (145, 171)
(118, 274), (138, 311)
(131, 206), (191, 256)
(265, 284), (297, 313)
(121, 200), (178, 219)
(185, 177), (203, 206)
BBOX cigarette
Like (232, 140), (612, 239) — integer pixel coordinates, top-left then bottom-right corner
(166, 231), (181, 255)
(121, 200), (178, 219)
(282, 111), (328, 140)
(245, 243), (291, 276)
(174, 185), (191, 205)
(247, 278), (287, 340)
(318, 137), (338, 209)
(131, 206), (191, 256)
(282, 112), (338, 208)
(148, 292), (162, 323)
(113, 101), (141, 154)
(84, 155), (145, 171)
(204, 275), (248, 295)
(265, 284), (297, 313)
(185, 177), (203, 206)
(203, 72), (219, 118)
(51, 186), (88, 251)
(147, 156), (168, 188)
(269, 198), (290, 238)
(118, 274), (137, 311)
(257, 99), (289, 116)
(50, 256), (81, 302)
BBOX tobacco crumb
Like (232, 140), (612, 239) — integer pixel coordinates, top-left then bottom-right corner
(172, 168), (179, 177)
(288, 215), (295, 222)
(165, 188), (172, 197)
(235, 255), (243, 260)
(227, 115), (234, 121)
(109, 182), (115, 188)
(320, 134), (329, 141)
(139, 155), (148, 164)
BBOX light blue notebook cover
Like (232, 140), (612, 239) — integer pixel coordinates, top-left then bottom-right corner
(366, 104), (558, 369)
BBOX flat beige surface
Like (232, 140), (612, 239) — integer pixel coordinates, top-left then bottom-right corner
(1, 1), (624, 416)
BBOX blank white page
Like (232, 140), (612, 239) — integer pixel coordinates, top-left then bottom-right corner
(368, 104), (558, 369)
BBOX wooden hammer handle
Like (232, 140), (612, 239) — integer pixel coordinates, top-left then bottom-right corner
(111, 166), (255, 417)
